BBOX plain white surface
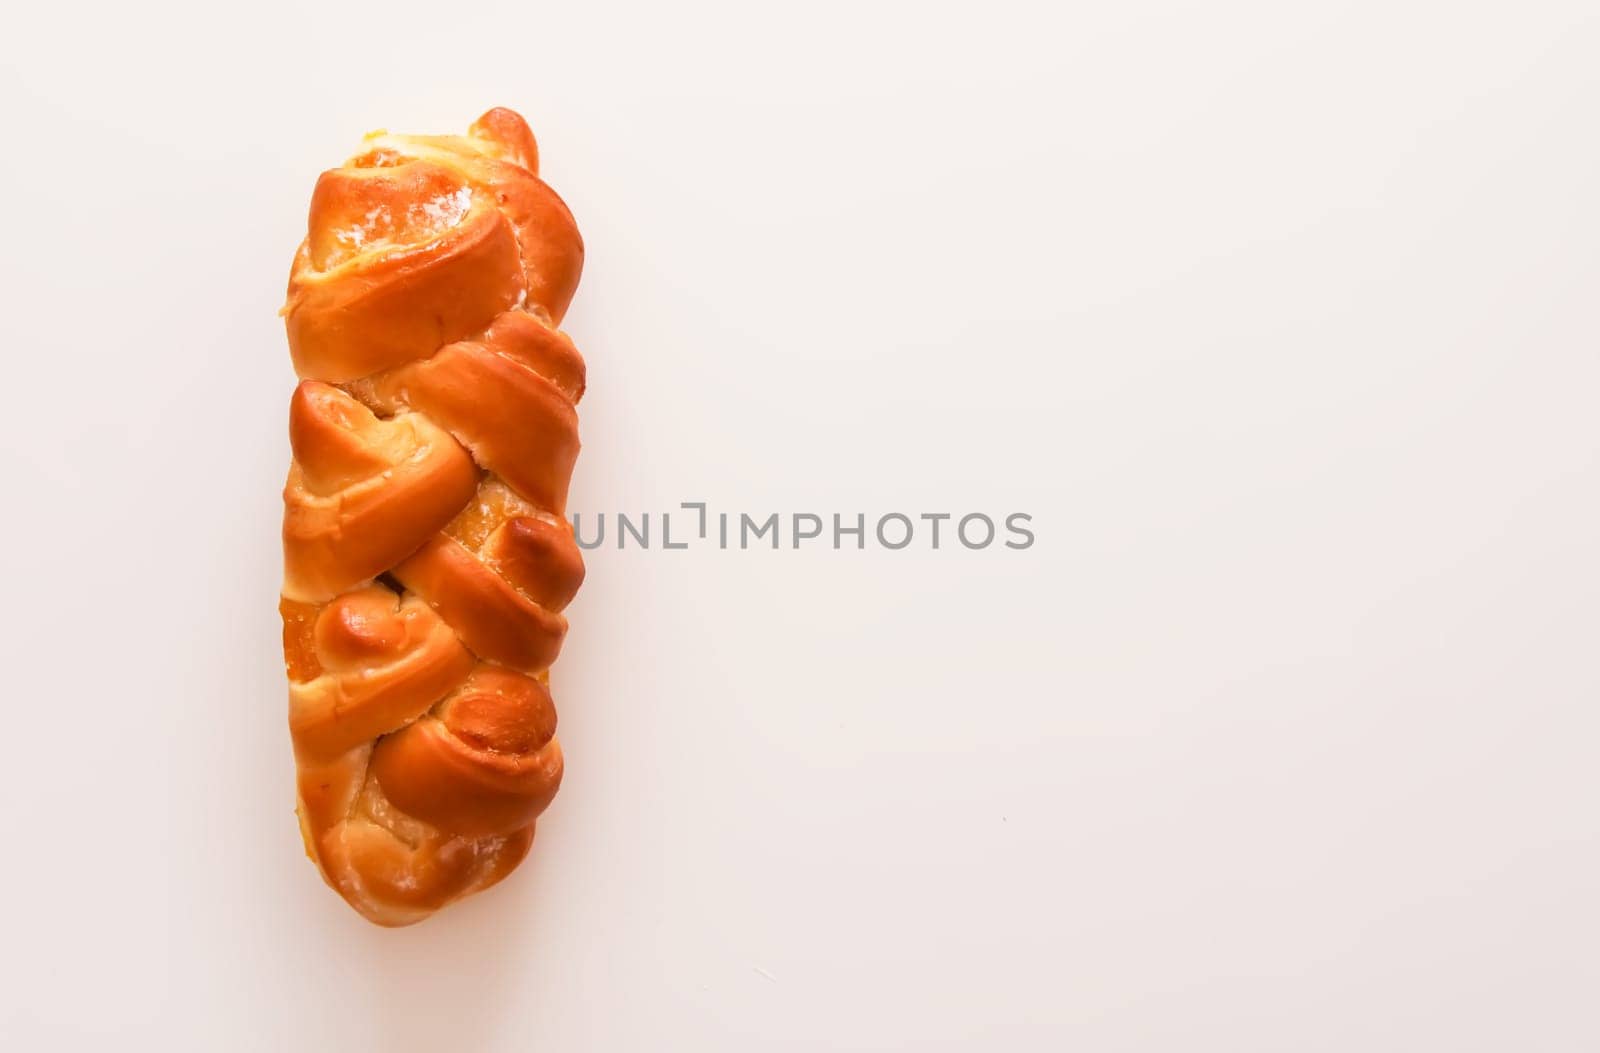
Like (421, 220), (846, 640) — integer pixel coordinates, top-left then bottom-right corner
(3, 2), (1598, 1049)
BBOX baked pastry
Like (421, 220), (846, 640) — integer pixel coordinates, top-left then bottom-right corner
(279, 108), (586, 926)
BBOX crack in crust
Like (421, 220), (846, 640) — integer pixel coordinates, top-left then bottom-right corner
(280, 107), (586, 926)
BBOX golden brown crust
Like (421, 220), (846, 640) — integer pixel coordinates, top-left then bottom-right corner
(283, 383), (480, 604)
(371, 668), (563, 838)
(393, 535), (569, 674)
(280, 108), (585, 926)
(351, 334), (580, 514)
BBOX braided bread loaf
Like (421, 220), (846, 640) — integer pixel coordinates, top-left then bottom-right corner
(280, 108), (586, 926)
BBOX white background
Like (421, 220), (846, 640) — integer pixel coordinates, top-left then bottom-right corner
(3, 2), (1597, 1049)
